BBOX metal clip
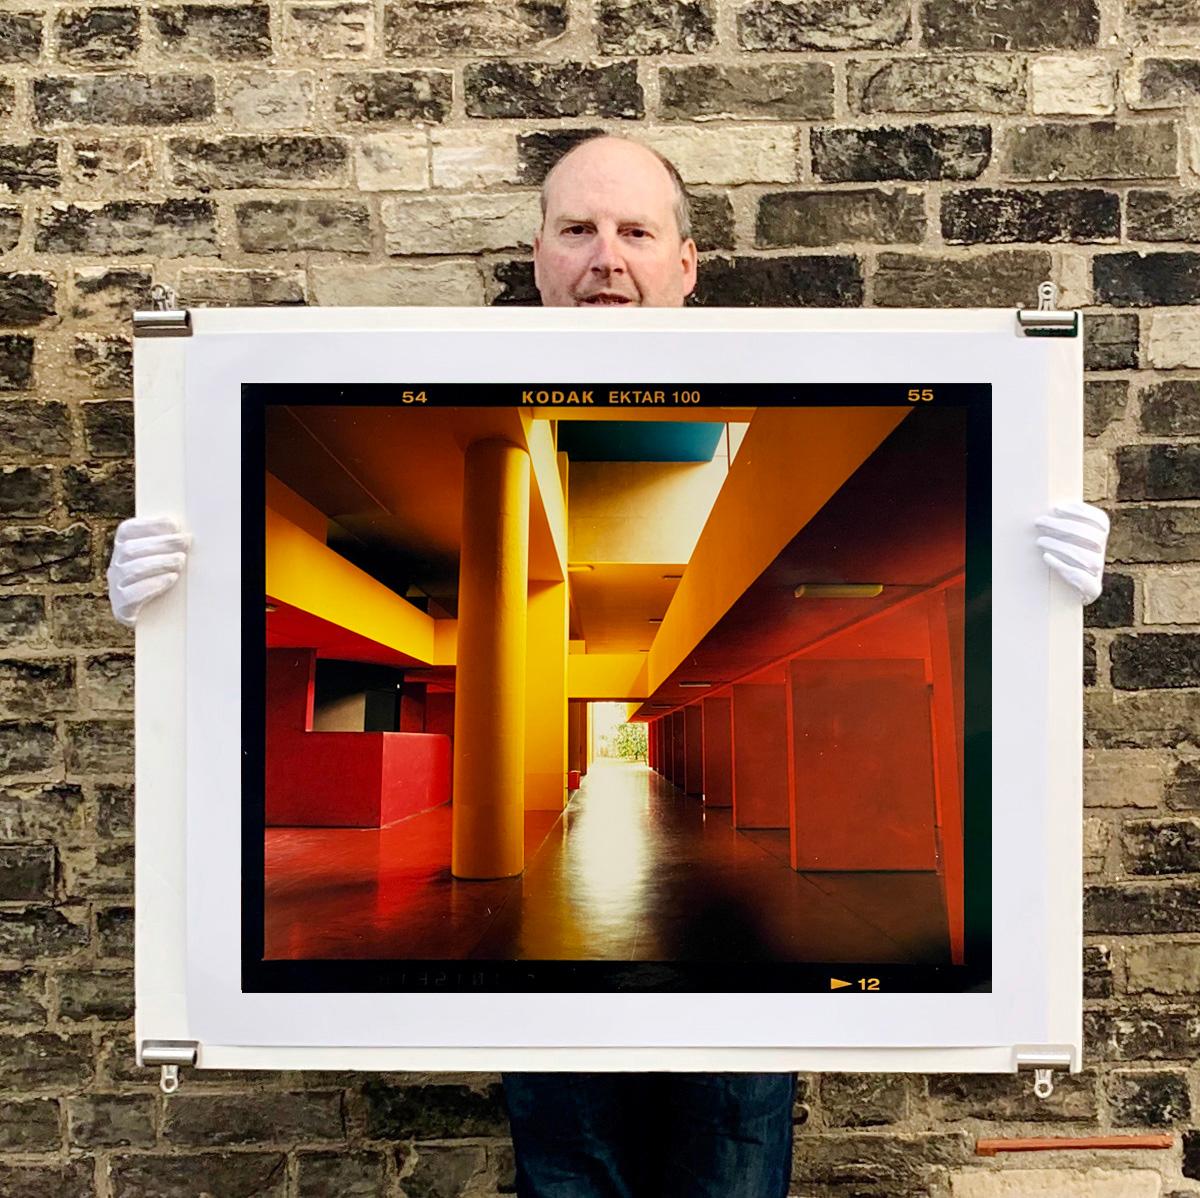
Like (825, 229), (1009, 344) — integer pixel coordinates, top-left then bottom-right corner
(133, 284), (191, 337)
(141, 1040), (198, 1093)
(1015, 1047), (1073, 1100)
(1016, 279), (1078, 338)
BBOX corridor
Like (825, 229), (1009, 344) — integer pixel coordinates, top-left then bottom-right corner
(264, 759), (950, 965)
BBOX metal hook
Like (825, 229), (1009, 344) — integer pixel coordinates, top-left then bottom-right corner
(149, 283), (178, 312)
(1036, 281), (1058, 311)
(1033, 1068), (1054, 1099)
(160, 1064), (180, 1094)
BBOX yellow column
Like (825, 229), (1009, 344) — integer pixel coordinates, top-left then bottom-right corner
(451, 439), (530, 879)
(525, 579), (569, 809)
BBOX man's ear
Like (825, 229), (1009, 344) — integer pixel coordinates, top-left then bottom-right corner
(680, 237), (698, 298)
(532, 231), (542, 294)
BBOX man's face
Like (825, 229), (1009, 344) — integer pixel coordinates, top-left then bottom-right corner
(533, 138), (698, 309)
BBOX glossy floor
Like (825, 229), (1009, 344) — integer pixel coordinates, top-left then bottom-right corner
(263, 759), (950, 963)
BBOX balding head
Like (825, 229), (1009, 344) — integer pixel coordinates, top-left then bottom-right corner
(533, 135), (698, 308)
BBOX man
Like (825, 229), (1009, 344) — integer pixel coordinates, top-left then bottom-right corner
(109, 135), (1110, 1196)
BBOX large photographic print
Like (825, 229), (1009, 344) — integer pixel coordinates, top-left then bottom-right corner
(242, 385), (990, 995)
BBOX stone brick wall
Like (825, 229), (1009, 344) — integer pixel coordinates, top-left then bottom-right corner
(0, 0), (1199, 1193)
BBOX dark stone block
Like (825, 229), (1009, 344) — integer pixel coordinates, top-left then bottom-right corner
(64, 718), (134, 774)
(109, 1153), (288, 1197)
(738, 0), (909, 50)
(0, 401), (69, 457)
(0, 655), (72, 712)
(0, 1030), (92, 1086)
(0, 782), (86, 840)
(50, 593), (133, 647)
(0, 524), (91, 585)
(660, 63), (833, 120)
(0, 207), (19, 253)
(0, 970), (49, 1021)
(1110, 506), (1200, 563)
(0, 466), (54, 516)
(789, 1131), (971, 1192)
(0, 1098), (59, 1150)
(36, 199), (218, 256)
(1095, 252), (1200, 307)
(757, 189), (925, 247)
(82, 652), (134, 711)
(1085, 379), (1128, 437)
(851, 55), (1025, 114)
(942, 187), (1119, 243)
(1083, 312), (1138, 371)
(1086, 1008), (1200, 1061)
(63, 461), (133, 517)
(67, 1094), (155, 1147)
(96, 905), (133, 959)
(73, 334), (133, 392)
(465, 61), (643, 119)
(1083, 943), (1112, 998)
(332, 70), (451, 123)
(1109, 1070), (1190, 1125)
(921, 0), (1098, 48)
(0, 141), (61, 193)
(491, 260), (538, 306)
(56, 6), (140, 63)
(1005, 121), (1178, 182)
(150, 3), (271, 59)
(516, 128), (605, 184)
(819, 1073), (906, 1126)
(1084, 631), (1096, 687)
(1085, 882), (1200, 934)
(0, 336), (35, 391)
(97, 781), (133, 837)
(0, 845), (56, 902)
(383, 0), (567, 54)
(1128, 190), (1200, 242)
(0, 719), (60, 776)
(874, 250), (1050, 307)
(0, 907), (88, 959)
(0, 272), (56, 327)
(1167, 761), (1200, 812)
(690, 192), (734, 252)
(0, 594), (47, 647)
(168, 135), (349, 189)
(599, 0), (714, 53)
(82, 401), (133, 457)
(813, 123), (990, 182)
(691, 254), (864, 307)
(1141, 380), (1200, 436)
(296, 1150), (389, 1198)
(0, 12), (44, 63)
(403, 1144), (489, 1196)
(1139, 58), (1200, 106)
(1123, 818), (1200, 875)
(1187, 1129), (1200, 1180)
(1111, 633), (1200, 689)
(165, 1092), (347, 1145)
(363, 1081), (509, 1138)
(0, 1161), (92, 1198)
(34, 72), (216, 127)
(1085, 573), (1134, 628)
(1118, 445), (1200, 501)
(926, 1071), (1098, 1121)
(58, 969), (134, 1021)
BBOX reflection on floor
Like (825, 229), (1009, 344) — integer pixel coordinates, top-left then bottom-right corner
(264, 759), (950, 963)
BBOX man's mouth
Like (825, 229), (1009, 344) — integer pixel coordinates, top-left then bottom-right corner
(576, 293), (636, 305)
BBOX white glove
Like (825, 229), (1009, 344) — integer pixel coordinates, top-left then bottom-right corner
(107, 516), (190, 628)
(1034, 501), (1109, 606)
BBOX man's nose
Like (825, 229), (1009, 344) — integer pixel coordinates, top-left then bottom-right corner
(589, 230), (624, 274)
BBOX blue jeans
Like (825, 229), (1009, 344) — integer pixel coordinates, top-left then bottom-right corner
(501, 1072), (796, 1198)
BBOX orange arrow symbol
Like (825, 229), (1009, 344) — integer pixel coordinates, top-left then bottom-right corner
(830, 978), (851, 990)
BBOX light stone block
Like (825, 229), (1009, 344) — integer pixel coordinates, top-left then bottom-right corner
(1143, 568), (1200, 625)
(1083, 816), (1110, 874)
(641, 127), (796, 185)
(950, 1168), (1161, 1197)
(1126, 941), (1200, 995)
(354, 131), (428, 191)
(1149, 312), (1200, 368)
(1031, 57), (1117, 116)
(382, 192), (540, 254)
(311, 262), (484, 306)
(221, 71), (315, 128)
(432, 130), (519, 189)
(1084, 748), (1168, 808)
(1084, 446), (1110, 502)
